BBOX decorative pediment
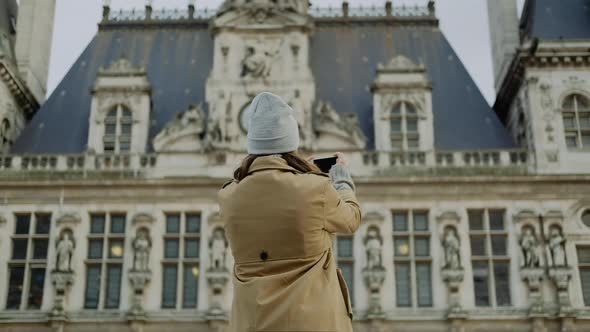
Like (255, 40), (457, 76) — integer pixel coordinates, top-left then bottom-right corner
(56, 212), (82, 226)
(98, 58), (146, 76)
(313, 101), (366, 150)
(380, 92), (428, 119)
(153, 104), (206, 152)
(377, 55), (425, 73)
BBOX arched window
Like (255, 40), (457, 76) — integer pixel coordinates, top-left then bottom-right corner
(0, 118), (11, 149)
(103, 105), (132, 153)
(562, 94), (590, 149)
(390, 102), (420, 151)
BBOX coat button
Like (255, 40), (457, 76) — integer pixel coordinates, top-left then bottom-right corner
(260, 251), (268, 261)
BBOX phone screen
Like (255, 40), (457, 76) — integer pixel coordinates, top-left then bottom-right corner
(313, 156), (337, 173)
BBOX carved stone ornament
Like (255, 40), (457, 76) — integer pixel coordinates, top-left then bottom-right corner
(0, 213), (6, 226)
(132, 228), (152, 273)
(442, 226), (461, 270)
(128, 270), (153, 316)
(50, 228), (76, 316)
(215, 0), (311, 28)
(55, 212), (81, 226)
(548, 267), (574, 315)
(313, 101), (367, 149)
(520, 268), (545, 315)
(50, 271), (75, 316)
(240, 39), (284, 80)
(153, 104), (206, 152)
(519, 226), (541, 268)
(362, 211), (386, 224)
(548, 226), (567, 267)
(132, 212), (155, 225)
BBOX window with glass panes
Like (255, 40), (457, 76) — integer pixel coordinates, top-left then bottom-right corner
(390, 102), (420, 151)
(468, 209), (510, 307)
(162, 212), (201, 309)
(392, 210), (432, 307)
(6, 213), (51, 310)
(562, 94), (590, 149)
(336, 235), (354, 307)
(85, 213), (126, 309)
(103, 104), (133, 153)
(577, 246), (590, 306)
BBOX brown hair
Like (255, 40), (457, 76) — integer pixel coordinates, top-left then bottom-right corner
(233, 151), (320, 181)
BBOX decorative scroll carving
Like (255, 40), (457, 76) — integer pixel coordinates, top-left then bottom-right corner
(153, 104), (206, 152)
(313, 101), (366, 149)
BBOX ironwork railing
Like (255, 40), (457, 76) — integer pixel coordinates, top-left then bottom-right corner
(104, 4), (432, 22)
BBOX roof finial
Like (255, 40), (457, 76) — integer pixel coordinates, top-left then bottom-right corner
(428, 0), (435, 16)
(188, 0), (195, 19)
(102, 0), (111, 21)
(342, 1), (349, 18)
(145, 0), (153, 20)
(385, 1), (392, 16)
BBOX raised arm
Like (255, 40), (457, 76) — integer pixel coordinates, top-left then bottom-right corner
(323, 159), (361, 234)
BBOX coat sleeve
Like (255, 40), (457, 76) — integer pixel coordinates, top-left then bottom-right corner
(323, 178), (361, 234)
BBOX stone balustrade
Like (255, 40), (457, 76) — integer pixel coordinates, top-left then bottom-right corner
(0, 149), (530, 179)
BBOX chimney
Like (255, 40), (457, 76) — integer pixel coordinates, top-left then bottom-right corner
(14, 0), (56, 103)
(487, 0), (520, 92)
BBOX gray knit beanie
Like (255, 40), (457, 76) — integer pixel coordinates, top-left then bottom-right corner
(246, 92), (300, 155)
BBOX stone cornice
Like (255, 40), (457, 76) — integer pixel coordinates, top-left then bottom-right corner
(0, 61), (40, 120)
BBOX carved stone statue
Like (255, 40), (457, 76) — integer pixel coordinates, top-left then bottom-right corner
(209, 228), (228, 271)
(132, 229), (152, 272)
(364, 227), (383, 269)
(55, 231), (75, 272)
(241, 42), (282, 79)
(313, 101), (367, 149)
(520, 227), (540, 268)
(442, 227), (461, 270)
(160, 104), (205, 136)
(549, 227), (567, 267)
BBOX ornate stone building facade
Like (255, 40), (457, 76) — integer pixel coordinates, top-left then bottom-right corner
(0, 0), (590, 331)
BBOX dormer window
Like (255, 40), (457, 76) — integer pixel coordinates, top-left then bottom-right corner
(390, 102), (420, 151)
(562, 93), (590, 149)
(103, 105), (133, 153)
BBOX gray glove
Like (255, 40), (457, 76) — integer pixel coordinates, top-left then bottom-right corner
(329, 164), (356, 192)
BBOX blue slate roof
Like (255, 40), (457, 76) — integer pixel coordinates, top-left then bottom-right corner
(12, 19), (515, 153)
(523, 0), (590, 40)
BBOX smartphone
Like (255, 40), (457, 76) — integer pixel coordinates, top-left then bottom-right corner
(313, 156), (338, 173)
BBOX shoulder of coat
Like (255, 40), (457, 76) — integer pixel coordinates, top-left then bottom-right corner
(221, 179), (237, 189)
(306, 171), (329, 178)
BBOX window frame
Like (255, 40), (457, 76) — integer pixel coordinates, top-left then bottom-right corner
(103, 104), (133, 154)
(161, 212), (202, 310)
(577, 246), (590, 306)
(468, 209), (511, 308)
(392, 210), (432, 308)
(84, 212), (127, 310)
(6, 212), (51, 311)
(389, 102), (421, 151)
(335, 235), (355, 308)
(561, 93), (590, 150)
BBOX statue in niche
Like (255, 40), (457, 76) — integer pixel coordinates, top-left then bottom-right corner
(55, 230), (75, 272)
(549, 226), (567, 267)
(364, 226), (383, 269)
(132, 228), (152, 272)
(442, 227), (461, 270)
(241, 42), (282, 79)
(209, 228), (229, 271)
(520, 226), (540, 268)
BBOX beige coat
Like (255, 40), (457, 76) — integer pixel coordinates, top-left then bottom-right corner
(218, 155), (362, 332)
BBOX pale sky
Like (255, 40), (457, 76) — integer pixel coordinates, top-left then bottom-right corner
(47, 0), (525, 105)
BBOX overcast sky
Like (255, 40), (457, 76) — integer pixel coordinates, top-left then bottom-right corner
(47, 0), (525, 105)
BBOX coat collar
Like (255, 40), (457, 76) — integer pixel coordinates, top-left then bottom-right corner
(247, 155), (300, 175)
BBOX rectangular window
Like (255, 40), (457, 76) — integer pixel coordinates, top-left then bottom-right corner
(392, 210), (432, 308)
(162, 212), (201, 309)
(336, 235), (354, 307)
(85, 213), (126, 310)
(6, 213), (51, 310)
(577, 247), (590, 306)
(469, 209), (510, 307)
